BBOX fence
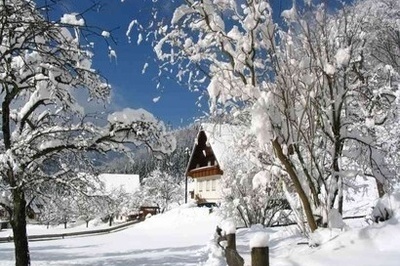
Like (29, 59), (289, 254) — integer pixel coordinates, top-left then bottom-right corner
(0, 220), (140, 243)
(218, 215), (367, 266)
(217, 227), (269, 266)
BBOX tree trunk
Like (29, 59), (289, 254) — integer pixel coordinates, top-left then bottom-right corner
(375, 178), (385, 198)
(109, 215), (113, 227)
(329, 137), (344, 215)
(338, 177), (343, 215)
(236, 206), (248, 228)
(272, 139), (318, 232)
(294, 145), (320, 207)
(11, 189), (30, 266)
(86, 220), (89, 228)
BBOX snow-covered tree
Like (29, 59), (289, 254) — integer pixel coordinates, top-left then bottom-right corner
(57, 195), (78, 229)
(258, 0), (400, 229)
(202, 124), (289, 228)
(136, 169), (183, 213)
(37, 200), (58, 229)
(36, 190), (78, 229)
(134, 0), (400, 233)
(218, 158), (287, 228)
(0, 1), (175, 265)
(36, 176), (103, 229)
(99, 187), (131, 226)
(75, 193), (101, 228)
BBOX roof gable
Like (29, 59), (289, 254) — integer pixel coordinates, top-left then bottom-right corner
(186, 129), (223, 178)
(187, 130), (218, 169)
(186, 123), (239, 178)
(201, 123), (238, 168)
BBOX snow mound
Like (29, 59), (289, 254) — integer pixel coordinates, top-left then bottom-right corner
(367, 189), (400, 223)
(127, 205), (222, 248)
(249, 232), (269, 248)
(221, 219), (236, 235)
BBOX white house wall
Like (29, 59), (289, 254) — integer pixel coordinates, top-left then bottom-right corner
(194, 175), (221, 203)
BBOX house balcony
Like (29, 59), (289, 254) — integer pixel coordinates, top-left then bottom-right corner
(187, 165), (223, 178)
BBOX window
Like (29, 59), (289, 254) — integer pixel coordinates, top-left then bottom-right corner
(198, 180), (203, 192)
(206, 180), (210, 191)
(211, 179), (216, 191)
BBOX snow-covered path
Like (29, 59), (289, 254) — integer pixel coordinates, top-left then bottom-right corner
(0, 206), (221, 266)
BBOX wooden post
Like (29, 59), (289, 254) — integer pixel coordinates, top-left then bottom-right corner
(226, 233), (236, 250)
(250, 232), (269, 266)
(225, 233), (244, 266)
(251, 246), (269, 266)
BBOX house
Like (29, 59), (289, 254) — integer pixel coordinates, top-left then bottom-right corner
(186, 124), (237, 204)
(126, 206), (161, 221)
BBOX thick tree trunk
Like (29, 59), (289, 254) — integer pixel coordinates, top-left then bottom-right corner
(11, 189), (30, 266)
(375, 178), (385, 198)
(272, 139), (318, 232)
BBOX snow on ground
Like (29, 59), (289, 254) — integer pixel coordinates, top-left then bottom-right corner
(234, 218), (400, 266)
(0, 206), (218, 265)
(0, 205), (221, 266)
(1, 195), (400, 266)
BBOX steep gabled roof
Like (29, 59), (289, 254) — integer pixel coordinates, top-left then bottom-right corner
(186, 123), (239, 178)
(201, 123), (238, 169)
(186, 129), (222, 178)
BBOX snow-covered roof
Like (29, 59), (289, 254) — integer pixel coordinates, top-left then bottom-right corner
(201, 123), (241, 169)
(98, 173), (140, 194)
(185, 123), (247, 177)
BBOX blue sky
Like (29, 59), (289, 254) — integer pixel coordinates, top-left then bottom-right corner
(50, 0), (295, 129)
(48, 0), (351, 128)
(51, 0), (206, 128)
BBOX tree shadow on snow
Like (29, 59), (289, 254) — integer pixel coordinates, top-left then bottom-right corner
(0, 244), (209, 265)
(89, 245), (208, 266)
